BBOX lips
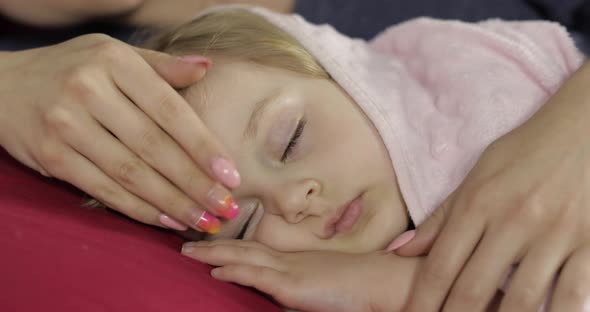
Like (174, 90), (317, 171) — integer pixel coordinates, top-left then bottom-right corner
(323, 195), (364, 239)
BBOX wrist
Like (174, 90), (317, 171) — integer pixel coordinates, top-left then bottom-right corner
(376, 253), (423, 311)
(0, 50), (30, 148)
(529, 61), (590, 137)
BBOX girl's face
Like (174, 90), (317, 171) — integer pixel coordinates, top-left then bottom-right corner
(186, 59), (408, 253)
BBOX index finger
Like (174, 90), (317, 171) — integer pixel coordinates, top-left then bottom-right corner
(110, 48), (241, 190)
(404, 207), (485, 312)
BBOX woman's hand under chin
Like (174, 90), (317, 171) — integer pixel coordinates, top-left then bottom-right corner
(394, 62), (590, 312)
(181, 239), (422, 312)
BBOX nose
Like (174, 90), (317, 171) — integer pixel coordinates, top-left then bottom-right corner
(273, 178), (321, 224)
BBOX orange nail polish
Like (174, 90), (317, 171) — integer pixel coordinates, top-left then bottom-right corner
(207, 184), (240, 219)
(195, 211), (221, 234)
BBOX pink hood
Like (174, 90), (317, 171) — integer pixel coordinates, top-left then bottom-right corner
(205, 6), (584, 226)
(247, 7), (584, 225)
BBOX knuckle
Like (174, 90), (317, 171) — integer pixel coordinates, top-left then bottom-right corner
(274, 284), (295, 307)
(504, 287), (538, 311)
(241, 246), (259, 258)
(116, 158), (145, 187)
(458, 183), (488, 215)
(561, 282), (587, 307)
(121, 203), (156, 224)
(91, 184), (121, 209)
(37, 141), (65, 174)
(209, 245), (230, 257)
(186, 128), (212, 162)
(44, 106), (76, 136)
(62, 66), (99, 102)
(136, 126), (165, 162)
(510, 197), (548, 227)
(562, 269), (590, 305)
(431, 199), (450, 222)
(421, 261), (452, 286)
(81, 33), (113, 44)
(153, 90), (180, 125)
(92, 39), (128, 65)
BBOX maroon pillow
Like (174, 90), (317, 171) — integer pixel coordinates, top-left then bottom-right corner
(0, 148), (281, 312)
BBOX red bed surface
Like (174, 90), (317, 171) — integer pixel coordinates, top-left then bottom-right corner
(0, 147), (281, 312)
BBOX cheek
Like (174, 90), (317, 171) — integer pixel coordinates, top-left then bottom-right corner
(307, 114), (375, 176)
(250, 216), (314, 252)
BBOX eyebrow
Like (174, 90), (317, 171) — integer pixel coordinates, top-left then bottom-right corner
(243, 89), (282, 141)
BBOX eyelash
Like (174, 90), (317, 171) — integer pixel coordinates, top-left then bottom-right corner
(281, 117), (306, 162)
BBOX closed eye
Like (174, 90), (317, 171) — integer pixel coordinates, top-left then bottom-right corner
(280, 117), (306, 162)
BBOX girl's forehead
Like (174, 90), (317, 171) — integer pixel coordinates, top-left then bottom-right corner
(182, 60), (275, 113)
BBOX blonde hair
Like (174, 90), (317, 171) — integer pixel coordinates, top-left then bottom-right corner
(144, 8), (329, 79)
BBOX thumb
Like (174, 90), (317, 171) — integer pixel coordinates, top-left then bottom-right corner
(135, 47), (211, 88)
(391, 200), (451, 257)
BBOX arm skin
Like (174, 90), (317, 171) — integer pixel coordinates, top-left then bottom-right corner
(0, 0), (294, 27)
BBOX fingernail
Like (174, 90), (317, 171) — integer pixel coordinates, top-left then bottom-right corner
(211, 157), (241, 189)
(207, 184), (240, 219)
(181, 242), (204, 254)
(386, 230), (416, 252)
(159, 214), (188, 231)
(179, 55), (212, 69)
(191, 211), (221, 234)
(181, 245), (195, 255)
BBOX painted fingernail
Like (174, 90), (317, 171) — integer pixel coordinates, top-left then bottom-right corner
(211, 268), (221, 278)
(386, 230), (416, 252)
(192, 211), (221, 234)
(159, 214), (188, 231)
(181, 244), (197, 255)
(211, 157), (241, 189)
(179, 55), (212, 69)
(207, 184), (240, 219)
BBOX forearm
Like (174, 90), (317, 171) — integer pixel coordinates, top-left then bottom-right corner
(123, 0), (294, 27)
(517, 61), (590, 145)
(0, 0), (143, 27)
(377, 254), (423, 311)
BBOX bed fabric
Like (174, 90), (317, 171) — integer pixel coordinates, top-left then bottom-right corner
(0, 148), (281, 312)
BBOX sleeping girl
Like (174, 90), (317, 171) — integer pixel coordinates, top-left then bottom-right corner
(111, 5), (585, 311)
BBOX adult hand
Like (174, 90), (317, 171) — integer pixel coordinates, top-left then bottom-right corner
(0, 0), (294, 28)
(0, 34), (241, 234)
(125, 0), (294, 27)
(182, 239), (420, 312)
(0, 0), (144, 27)
(394, 62), (590, 311)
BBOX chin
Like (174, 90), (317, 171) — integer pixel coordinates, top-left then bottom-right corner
(336, 230), (389, 253)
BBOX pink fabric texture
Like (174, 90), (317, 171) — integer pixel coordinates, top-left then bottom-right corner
(247, 7), (584, 226)
(0, 147), (281, 312)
